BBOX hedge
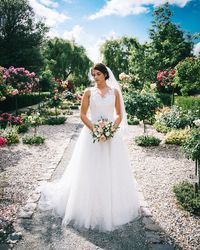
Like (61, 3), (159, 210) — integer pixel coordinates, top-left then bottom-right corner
(0, 92), (50, 112)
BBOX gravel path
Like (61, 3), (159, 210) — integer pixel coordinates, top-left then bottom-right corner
(127, 124), (200, 250)
(0, 111), (199, 249)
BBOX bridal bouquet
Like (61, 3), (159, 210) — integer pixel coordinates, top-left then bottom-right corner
(92, 118), (118, 143)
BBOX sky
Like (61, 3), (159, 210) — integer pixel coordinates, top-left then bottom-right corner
(29, 0), (200, 62)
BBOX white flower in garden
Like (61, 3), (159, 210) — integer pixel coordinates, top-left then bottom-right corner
(141, 89), (146, 95)
(150, 83), (157, 90)
(193, 119), (200, 127)
(119, 72), (129, 81)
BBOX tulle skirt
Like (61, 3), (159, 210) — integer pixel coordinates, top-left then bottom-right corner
(38, 126), (141, 232)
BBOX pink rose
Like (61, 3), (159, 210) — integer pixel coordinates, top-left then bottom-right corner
(100, 135), (106, 142)
(12, 89), (19, 95)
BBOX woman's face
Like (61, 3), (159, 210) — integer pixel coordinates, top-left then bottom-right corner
(92, 69), (106, 84)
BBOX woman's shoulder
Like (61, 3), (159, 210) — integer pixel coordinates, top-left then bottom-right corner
(112, 87), (120, 96)
(83, 87), (95, 96)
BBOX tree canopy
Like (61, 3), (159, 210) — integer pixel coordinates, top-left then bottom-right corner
(0, 0), (48, 73)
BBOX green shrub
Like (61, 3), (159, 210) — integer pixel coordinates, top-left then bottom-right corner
(156, 93), (172, 107)
(45, 116), (66, 125)
(159, 106), (198, 129)
(175, 96), (200, 115)
(70, 104), (79, 110)
(46, 108), (62, 116)
(0, 126), (20, 145)
(0, 92), (50, 111)
(153, 121), (171, 133)
(135, 135), (161, 146)
(125, 91), (159, 133)
(165, 128), (191, 145)
(127, 115), (140, 125)
(63, 90), (75, 101)
(182, 129), (200, 161)
(59, 102), (70, 110)
(173, 180), (200, 214)
(174, 56), (200, 96)
(22, 134), (45, 145)
(17, 123), (29, 133)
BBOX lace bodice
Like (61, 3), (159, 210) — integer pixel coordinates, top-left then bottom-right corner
(88, 87), (115, 123)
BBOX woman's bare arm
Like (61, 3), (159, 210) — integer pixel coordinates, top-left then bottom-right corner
(113, 88), (122, 129)
(80, 88), (93, 131)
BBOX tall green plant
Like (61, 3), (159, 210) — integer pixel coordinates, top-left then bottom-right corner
(0, 0), (48, 73)
(182, 128), (200, 192)
(125, 91), (159, 133)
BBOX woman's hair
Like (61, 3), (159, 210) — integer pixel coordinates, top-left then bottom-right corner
(91, 63), (109, 80)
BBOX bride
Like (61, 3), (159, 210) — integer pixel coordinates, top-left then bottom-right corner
(38, 63), (141, 232)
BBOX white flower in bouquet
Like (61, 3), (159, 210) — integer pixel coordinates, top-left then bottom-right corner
(92, 117), (119, 143)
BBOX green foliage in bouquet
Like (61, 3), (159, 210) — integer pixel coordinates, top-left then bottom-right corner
(164, 128), (191, 145)
(135, 135), (161, 146)
(22, 134), (45, 145)
(173, 180), (200, 214)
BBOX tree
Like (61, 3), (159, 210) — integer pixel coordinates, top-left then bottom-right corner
(174, 56), (200, 96)
(0, 0), (48, 73)
(101, 37), (140, 79)
(146, 2), (193, 82)
(43, 38), (92, 86)
(124, 90), (159, 133)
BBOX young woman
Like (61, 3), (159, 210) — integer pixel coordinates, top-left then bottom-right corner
(38, 63), (141, 232)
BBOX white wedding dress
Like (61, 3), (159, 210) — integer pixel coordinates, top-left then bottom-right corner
(38, 87), (141, 232)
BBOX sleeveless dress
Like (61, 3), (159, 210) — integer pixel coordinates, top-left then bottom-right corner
(38, 87), (141, 232)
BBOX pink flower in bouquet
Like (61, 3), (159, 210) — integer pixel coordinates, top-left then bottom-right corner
(100, 135), (106, 142)
(99, 121), (105, 128)
(12, 89), (19, 95)
(0, 137), (7, 147)
(98, 127), (103, 133)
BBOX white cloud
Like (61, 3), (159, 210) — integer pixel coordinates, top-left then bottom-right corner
(86, 40), (103, 63)
(193, 42), (200, 56)
(62, 25), (100, 62)
(89, 0), (191, 20)
(39, 0), (59, 8)
(47, 29), (60, 38)
(55, 25), (118, 63)
(63, 25), (86, 43)
(62, 0), (74, 3)
(29, 0), (70, 26)
(86, 31), (118, 63)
